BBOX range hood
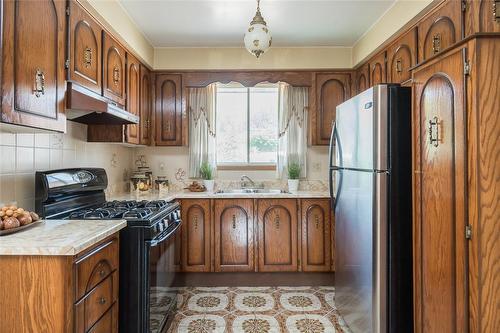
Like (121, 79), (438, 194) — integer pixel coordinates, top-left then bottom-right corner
(65, 82), (139, 125)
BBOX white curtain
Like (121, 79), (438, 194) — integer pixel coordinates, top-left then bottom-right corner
(188, 84), (216, 178)
(277, 83), (309, 179)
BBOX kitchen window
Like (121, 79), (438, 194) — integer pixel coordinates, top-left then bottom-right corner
(216, 83), (279, 168)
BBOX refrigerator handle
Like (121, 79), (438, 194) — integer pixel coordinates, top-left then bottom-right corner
(331, 167), (343, 211)
(328, 120), (337, 167)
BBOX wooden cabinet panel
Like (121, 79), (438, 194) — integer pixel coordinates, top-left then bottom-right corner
(155, 74), (183, 146)
(181, 199), (211, 272)
(465, 0), (500, 35)
(139, 65), (152, 145)
(412, 47), (467, 333)
(370, 51), (387, 86)
(1, 0), (66, 132)
(354, 63), (370, 95)
(214, 199), (254, 272)
(257, 199), (298, 272)
(300, 199), (331, 272)
(311, 73), (351, 145)
(68, 0), (102, 95)
(103, 32), (126, 106)
(387, 28), (417, 85)
(126, 53), (140, 144)
(418, 0), (463, 63)
(87, 305), (118, 333)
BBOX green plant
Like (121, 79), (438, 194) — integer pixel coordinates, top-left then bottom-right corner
(200, 162), (213, 180)
(288, 162), (301, 180)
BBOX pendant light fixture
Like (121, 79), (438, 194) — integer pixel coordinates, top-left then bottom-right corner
(244, 0), (272, 58)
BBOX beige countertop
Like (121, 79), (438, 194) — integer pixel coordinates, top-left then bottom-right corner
(109, 190), (330, 202)
(0, 219), (127, 256)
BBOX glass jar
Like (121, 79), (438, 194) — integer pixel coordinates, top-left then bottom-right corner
(155, 176), (169, 194)
(130, 172), (151, 193)
(137, 166), (153, 189)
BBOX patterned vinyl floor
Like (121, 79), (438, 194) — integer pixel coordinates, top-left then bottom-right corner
(167, 286), (350, 333)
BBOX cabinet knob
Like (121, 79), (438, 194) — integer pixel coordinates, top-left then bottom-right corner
(193, 215), (198, 229)
(432, 34), (441, 54)
(113, 66), (120, 86)
(98, 297), (106, 305)
(494, 1), (499, 22)
(99, 270), (106, 277)
(315, 215), (320, 229)
(395, 59), (403, 74)
(232, 215), (236, 229)
(33, 69), (45, 98)
(84, 47), (92, 68)
(428, 116), (441, 147)
(274, 214), (280, 229)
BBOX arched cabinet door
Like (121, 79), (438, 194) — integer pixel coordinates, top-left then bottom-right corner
(139, 65), (152, 145)
(257, 199), (298, 272)
(126, 53), (140, 144)
(214, 199), (254, 272)
(412, 46), (467, 333)
(300, 199), (331, 272)
(103, 32), (126, 106)
(155, 74), (183, 146)
(387, 28), (417, 85)
(465, 0), (500, 35)
(418, 0), (462, 63)
(355, 63), (370, 95)
(370, 51), (387, 86)
(180, 199), (211, 272)
(68, 0), (102, 95)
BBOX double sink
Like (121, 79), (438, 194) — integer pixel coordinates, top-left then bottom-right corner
(215, 188), (289, 194)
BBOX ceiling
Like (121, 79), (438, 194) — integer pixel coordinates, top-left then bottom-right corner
(119, 0), (395, 48)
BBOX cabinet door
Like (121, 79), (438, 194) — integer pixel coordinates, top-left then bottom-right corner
(125, 53), (140, 144)
(354, 63), (370, 95)
(257, 199), (298, 272)
(155, 74), (183, 146)
(214, 199), (254, 272)
(370, 51), (387, 86)
(418, 0), (463, 63)
(180, 199), (211, 272)
(300, 199), (331, 272)
(465, 0), (500, 35)
(68, 0), (102, 95)
(103, 32), (126, 106)
(387, 28), (417, 85)
(312, 73), (351, 145)
(412, 47), (467, 333)
(139, 65), (152, 145)
(1, 0), (66, 132)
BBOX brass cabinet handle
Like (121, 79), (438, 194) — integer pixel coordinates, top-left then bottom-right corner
(193, 215), (198, 229)
(165, 120), (171, 132)
(274, 214), (280, 229)
(99, 270), (106, 277)
(428, 116), (441, 147)
(432, 34), (441, 54)
(98, 297), (106, 305)
(112, 66), (120, 86)
(33, 69), (45, 98)
(315, 215), (320, 229)
(494, 1), (500, 22)
(84, 47), (92, 68)
(396, 59), (403, 73)
(232, 215), (236, 229)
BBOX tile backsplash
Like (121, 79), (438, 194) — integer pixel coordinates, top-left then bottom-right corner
(0, 122), (134, 211)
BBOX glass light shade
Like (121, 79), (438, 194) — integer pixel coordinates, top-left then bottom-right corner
(244, 23), (272, 58)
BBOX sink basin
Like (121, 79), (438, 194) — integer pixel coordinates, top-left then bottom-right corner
(216, 189), (287, 194)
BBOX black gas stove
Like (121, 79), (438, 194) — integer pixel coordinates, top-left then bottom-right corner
(35, 168), (181, 333)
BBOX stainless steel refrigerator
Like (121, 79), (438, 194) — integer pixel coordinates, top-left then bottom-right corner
(329, 84), (413, 333)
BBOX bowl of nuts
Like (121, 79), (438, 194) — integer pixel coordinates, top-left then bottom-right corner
(0, 205), (42, 236)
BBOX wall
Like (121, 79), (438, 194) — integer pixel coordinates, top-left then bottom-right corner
(0, 122), (134, 211)
(154, 47), (352, 70)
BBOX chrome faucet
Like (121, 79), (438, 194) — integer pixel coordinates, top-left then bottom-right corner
(240, 175), (256, 188)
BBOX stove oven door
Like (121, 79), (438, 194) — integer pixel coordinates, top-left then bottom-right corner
(146, 221), (181, 333)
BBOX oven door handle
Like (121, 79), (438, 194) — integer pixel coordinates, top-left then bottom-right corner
(147, 220), (182, 247)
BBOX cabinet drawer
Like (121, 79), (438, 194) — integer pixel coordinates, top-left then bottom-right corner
(87, 304), (118, 333)
(75, 238), (119, 301)
(75, 273), (118, 333)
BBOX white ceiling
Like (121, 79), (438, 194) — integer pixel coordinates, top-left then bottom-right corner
(119, 0), (395, 48)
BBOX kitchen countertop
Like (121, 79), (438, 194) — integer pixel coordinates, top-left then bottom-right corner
(0, 219), (127, 256)
(109, 190), (331, 202)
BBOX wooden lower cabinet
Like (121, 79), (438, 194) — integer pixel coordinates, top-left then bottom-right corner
(300, 199), (331, 272)
(0, 235), (119, 333)
(180, 199), (211, 272)
(257, 199), (298, 272)
(214, 199), (254, 272)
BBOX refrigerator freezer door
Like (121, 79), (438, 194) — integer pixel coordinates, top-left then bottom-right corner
(333, 85), (389, 171)
(335, 169), (388, 333)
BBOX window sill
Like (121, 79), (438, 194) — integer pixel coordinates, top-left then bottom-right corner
(217, 164), (276, 171)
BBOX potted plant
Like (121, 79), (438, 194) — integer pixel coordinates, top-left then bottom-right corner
(200, 162), (215, 192)
(287, 162), (301, 193)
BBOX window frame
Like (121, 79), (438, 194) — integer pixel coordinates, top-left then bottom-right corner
(215, 83), (279, 170)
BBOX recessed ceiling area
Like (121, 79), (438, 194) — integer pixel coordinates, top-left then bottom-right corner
(119, 0), (395, 48)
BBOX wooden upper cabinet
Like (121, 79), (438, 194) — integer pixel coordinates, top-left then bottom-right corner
(180, 199), (211, 272)
(257, 199), (298, 272)
(155, 74), (183, 146)
(311, 73), (351, 145)
(387, 28), (417, 85)
(103, 32), (126, 106)
(214, 199), (254, 272)
(139, 65), (152, 145)
(68, 0), (102, 95)
(465, 0), (500, 35)
(300, 199), (331, 272)
(412, 46), (467, 333)
(1, 0), (66, 132)
(418, 0), (463, 63)
(370, 51), (387, 86)
(126, 53), (140, 144)
(354, 63), (370, 95)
